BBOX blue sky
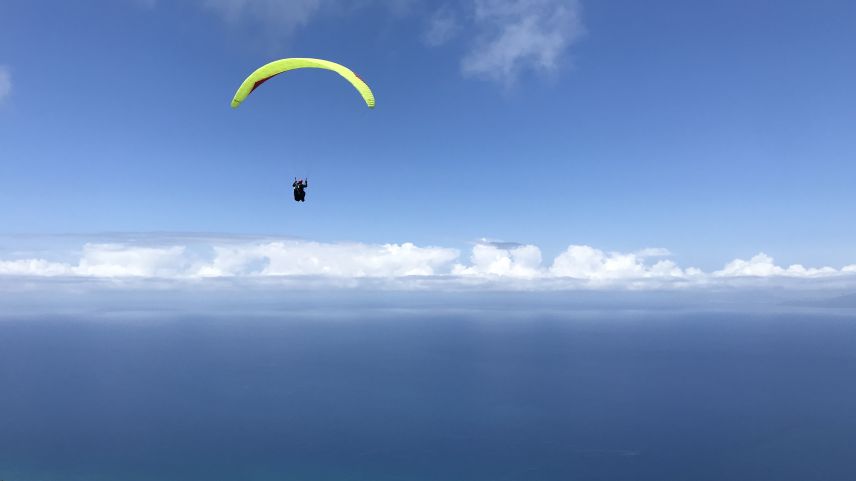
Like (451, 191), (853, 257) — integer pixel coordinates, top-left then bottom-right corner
(1, 0), (855, 276)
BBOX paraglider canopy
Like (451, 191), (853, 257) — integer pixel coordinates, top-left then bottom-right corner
(231, 58), (375, 109)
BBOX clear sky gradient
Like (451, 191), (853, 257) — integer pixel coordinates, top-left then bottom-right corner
(1, 0), (855, 270)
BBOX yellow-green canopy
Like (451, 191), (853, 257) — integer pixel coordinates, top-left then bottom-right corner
(231, 58), (375, 109)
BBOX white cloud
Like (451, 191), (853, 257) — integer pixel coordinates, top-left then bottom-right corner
(460, 0), (585, 85)
(453, 242), (542, 278)
(713, 253), (838, 278)
(1, 236), (855, 290)
(75, 243), (193, 278)
(0, 239), (459, 280)
(0, 65), (11, 104)
(0, 244), (193, 278)
(0, 259), (71, 277)
(549, 245), (695, 281)
(196, 240), (458, 277)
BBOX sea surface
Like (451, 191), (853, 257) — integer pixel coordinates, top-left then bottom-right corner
(2, 302), (856, 480)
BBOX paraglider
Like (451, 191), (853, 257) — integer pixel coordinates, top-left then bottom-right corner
(293, 178), (308, 202)
(231, 57), (375, 109)
(231, 58), (374, 204)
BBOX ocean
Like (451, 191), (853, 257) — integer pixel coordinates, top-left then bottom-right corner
(2, 298), (855, 480)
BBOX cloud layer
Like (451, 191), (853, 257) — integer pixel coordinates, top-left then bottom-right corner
(2, 236), (855, 290)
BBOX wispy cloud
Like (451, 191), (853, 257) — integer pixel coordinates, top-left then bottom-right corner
(130, 0), (158, 8)
(200, 0), (325, 37)
(0, 65), (11, 104)
(459, 0), (585, 85)
(2, 235), (855, 290)
(635, 247), (673, 258)
(421, 0), (586, 85)
(195, 0), (415, 43)
(422, 4), (460, 47)
(139, 0), (586, 86)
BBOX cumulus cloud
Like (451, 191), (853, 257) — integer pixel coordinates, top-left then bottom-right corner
(453, 242), (542, 278)
(0, 244), (193, 278)
(0, 65), (11, 104)
(460, 0), (585, 85)
(1, 236), (855, 290)
(713, 253), (839, 278)
(549, 245), (699, 281)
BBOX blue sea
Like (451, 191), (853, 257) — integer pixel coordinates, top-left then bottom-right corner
(1, 290), (855, 480)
